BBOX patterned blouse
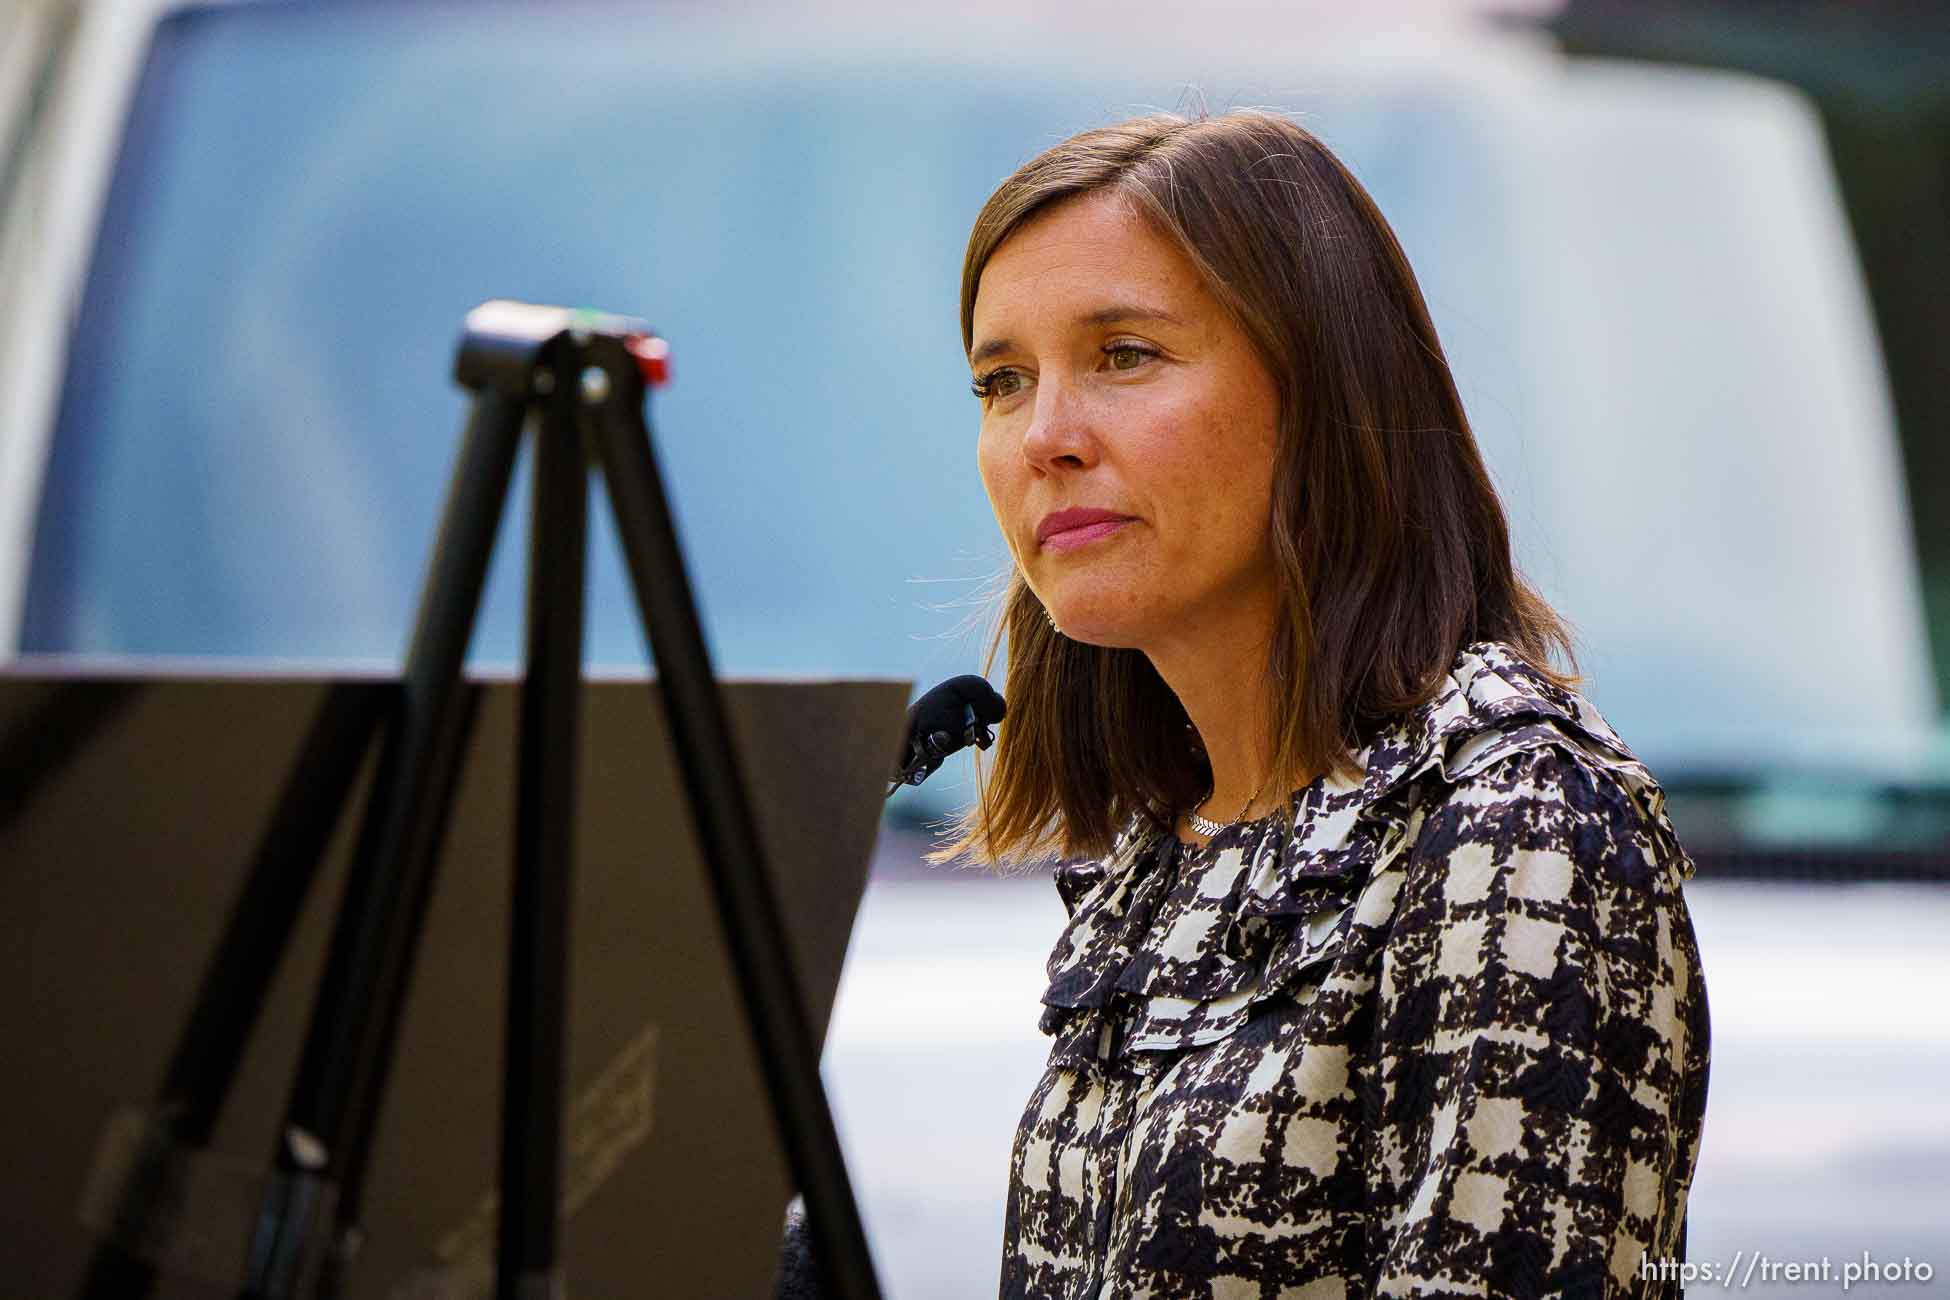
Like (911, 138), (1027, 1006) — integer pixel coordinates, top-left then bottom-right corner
(999, 641), (1710, 1299)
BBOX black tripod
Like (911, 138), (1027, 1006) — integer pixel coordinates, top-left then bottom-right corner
(76, 301), (884, 1300)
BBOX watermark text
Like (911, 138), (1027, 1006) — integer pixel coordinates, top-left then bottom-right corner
(1639, 1250), (1935, 1290)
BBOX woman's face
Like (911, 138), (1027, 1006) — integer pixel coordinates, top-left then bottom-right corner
(970, 190), (1283, 652)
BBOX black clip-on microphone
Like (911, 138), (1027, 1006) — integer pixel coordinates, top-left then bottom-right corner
(888, 675), (1006, 796)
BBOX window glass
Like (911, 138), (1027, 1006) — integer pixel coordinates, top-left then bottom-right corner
(20, 3), (1941, 822)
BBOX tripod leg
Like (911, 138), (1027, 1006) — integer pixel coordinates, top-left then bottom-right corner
(242, 391), (525, 1299)
(312, 681), (483, 1297)
(0, 680), (139, 834)
(75, 681), (388, 1300)
(496, 390), (588, 1300)
(584, 373), (885, 1300)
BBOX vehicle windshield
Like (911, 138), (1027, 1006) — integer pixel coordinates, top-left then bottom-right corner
(14, 2), (1946, 828)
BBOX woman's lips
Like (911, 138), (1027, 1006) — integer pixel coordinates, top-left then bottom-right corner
(1041, 518), (1134, 553)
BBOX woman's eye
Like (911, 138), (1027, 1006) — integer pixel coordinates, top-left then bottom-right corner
(972, 368), (1025, 402)
(1107, 345), (1152, 371)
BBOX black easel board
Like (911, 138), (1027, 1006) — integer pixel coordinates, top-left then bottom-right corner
(0, 662), (909, 1299)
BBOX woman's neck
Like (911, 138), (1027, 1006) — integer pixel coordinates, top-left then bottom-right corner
(1141, 594), (1282, 841)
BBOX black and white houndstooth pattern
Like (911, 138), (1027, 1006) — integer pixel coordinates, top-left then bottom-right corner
(1000, 641), (1710, 1299)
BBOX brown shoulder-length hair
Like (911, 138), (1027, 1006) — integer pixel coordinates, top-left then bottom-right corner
(938, 108), (1578, 868)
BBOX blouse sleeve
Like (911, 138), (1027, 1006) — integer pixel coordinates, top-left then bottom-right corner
(1369, 745), (1706, 1299)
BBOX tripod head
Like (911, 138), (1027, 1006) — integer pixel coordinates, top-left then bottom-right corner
(456, 299), (672, 402)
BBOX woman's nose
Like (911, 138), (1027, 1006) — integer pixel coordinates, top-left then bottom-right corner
(1018, 380), (1099, 474)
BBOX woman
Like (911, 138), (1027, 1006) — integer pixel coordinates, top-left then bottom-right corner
(773, 108), (1708, 1300)
(951, 110), (1708, 1299)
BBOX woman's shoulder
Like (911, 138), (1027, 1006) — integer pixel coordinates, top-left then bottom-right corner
(1050, 796), (1179, 916)
(1370, 640), (1695, 900)
(1404, 742), (1691, 910)
(1058, 640), (1689, 923)
(1367, 641), (1645, 792)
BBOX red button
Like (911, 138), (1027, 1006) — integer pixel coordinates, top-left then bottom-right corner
(625, 333), (671, 388)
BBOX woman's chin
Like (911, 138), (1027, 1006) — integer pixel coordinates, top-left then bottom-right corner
(1044, 604), (1153, 650)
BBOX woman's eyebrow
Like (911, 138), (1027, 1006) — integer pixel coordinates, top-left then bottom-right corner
(1080, 303), (1187, 329)
(969, 336), (1017, 368)
(968, 304), (1188, 368)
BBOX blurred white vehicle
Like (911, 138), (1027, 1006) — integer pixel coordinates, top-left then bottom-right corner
(1, 0), (1940, 820)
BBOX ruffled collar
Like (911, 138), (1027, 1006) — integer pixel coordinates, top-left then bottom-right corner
(1037, 640), (1664, 1073)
